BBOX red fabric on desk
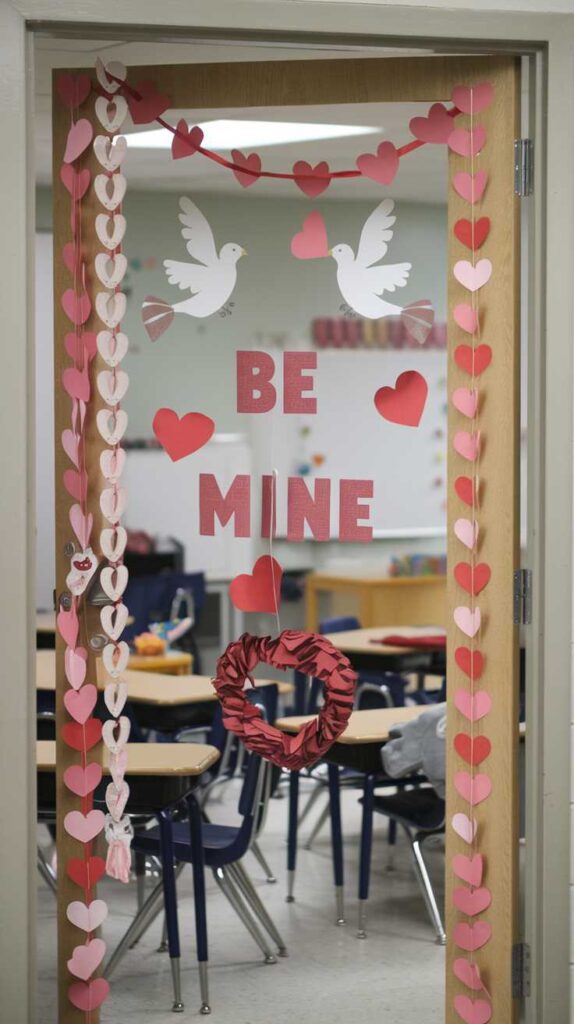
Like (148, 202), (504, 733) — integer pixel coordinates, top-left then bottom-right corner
(372, 634), (447, 649)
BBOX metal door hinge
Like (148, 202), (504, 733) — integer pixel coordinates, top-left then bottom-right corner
(514, 139), (534, 197)
(512, 941), (531, 997)
(513, 569), (532, 625)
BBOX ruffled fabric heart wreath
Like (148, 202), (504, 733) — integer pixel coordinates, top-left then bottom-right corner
(213, 630), (356, 770)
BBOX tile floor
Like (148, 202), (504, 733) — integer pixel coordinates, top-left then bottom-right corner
(37, 778), (445, 1023)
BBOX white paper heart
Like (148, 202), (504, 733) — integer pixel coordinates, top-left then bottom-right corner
(66, 548), (98, 597)
(104, 680), (128, 717)
(102, 640), (129, 678)
(100, 447), (126, 482)
(96, 409), (128, 445)
(95, 291), (127, 330)
(94, 95), (128, 133)
(94, 172), (127, 212)
(100, 565), (129, 602)
(100, 602), (129, 640)
(97, 367), (129, 405)
(67, 899), (108, 933)
(102, 714), (131, 753)
(105, 780), (130, 821)
(95, 58), (127, 94)
(109, 749), (128, 788)
(95, 213), (127, 251)
(100, 486), (127, 524)
(95, 253), (128, 290)
(94, 135), (127, 172)
(100, 525), (128, 562)
(97, 329), (129, 367)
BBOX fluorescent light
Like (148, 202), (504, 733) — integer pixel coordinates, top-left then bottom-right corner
(126, 119), (380, 151)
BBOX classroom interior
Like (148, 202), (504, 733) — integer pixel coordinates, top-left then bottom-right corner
(33, 35), (527, 1024)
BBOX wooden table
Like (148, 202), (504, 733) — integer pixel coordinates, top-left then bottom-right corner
(128, 651), (193, 675)
(305, 572), (446, 632)
(323, 625), (446, 678)
(276, 705), (425, 746)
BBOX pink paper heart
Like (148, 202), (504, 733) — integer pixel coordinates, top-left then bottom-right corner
(453, 852), (483, 887)
(64, 331), (97, 363)
(454, 771), (492, 806)
(454, 430), (480, 462)
(102, 715), (131, 755)
(62, 366), (90, 402)
(62, 288), (91, 327)
(290, 211), (329, 260)
(69, 504), (93, 550)
(453, 303), (479, 335)
(67, 899), (108, 933)
(452, 387), (478, 418)
(64, 683), (98, 725)
(453, 996), (492, 1024)
(292, 160), (331, 198)
(63, 119), (94, 164)
(63, 762), (103, 798)
(68, 937), (107, 981)
(453, 170), (488, 205)
(104, 681), (128, 718)
(454, 606), (481, 638)
(454, 689), (492, 722)
(60, 164), (91, 200)
(63, 469), (87, 503)
(453, 920), (492, 952)
(62, 243), (80, 275)
(454, 518), (478, 550)
(448, 126), (487, 157)
(57, 604), (79, 648)
(109, 749), (128, 788)
(64, 646), (88, 690)
(452, 82), (494, 115)
(453, 957), (484, 993)
(62, 429), (80, 468)
(454, 259), (492, 292)
(452, 811), (477, 844)
(356, 141), (399, 184)
(68, 977), (110, 1012)
(409, 103), (454, 144)
(453, 886), (492, 917)
(64, 808), (106, 844)
(231, 149), (262, 188)
(105, 780), (130, 821)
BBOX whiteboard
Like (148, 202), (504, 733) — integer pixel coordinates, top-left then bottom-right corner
(250, 349), (448, 538)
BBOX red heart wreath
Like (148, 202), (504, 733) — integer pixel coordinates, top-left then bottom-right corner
(213, 630), (356, 770)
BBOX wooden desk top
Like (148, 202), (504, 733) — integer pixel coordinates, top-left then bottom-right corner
(128, 652), (192, 674)
(36, 650), (293, 705)
(323, 626), (446, 655)
(308, 573), (445, 587)
(37, 740), (220, 776)
(276, 705), (425, 745)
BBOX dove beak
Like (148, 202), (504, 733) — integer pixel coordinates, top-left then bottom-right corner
(241, 247), (248, 257)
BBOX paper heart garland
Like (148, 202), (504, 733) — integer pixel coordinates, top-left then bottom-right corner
(62, 429), (80, 468)
(67, 899), (108, 933)
(64, 645), (88, 690)
(97, 330), (129, 366)
(454, 518), (478, 550)
(64, 809), (106, 844)
(102, 715), (131, 755)
(453, 431), (480, 462)
(455, 475), (479, 507)
(454, 688), (492, 721)
(69, 505), (93, 550)
(100, 602), (128, 640)
(95, 58), (127, 94)
(95, 292), (127, 331)
(454, 562), (491, 595)
(455, 646), (485, 681)
(293, 160), (331, 198)
(94, 95), (128, 133)
(100, 447), (126, 483)
(96, 408), (128, 445)
(64, 683), (98, 725)
(102, 641), (129, 677)
(231, 149), (262, 188)
(453, 920), (492, 952)
(68, 978), (110, 1012)
(452, 81), (494, 115)
(452, 812), (477, 844)
(105, 780), (130, 821)
(454, 770), (492, 805)
(67, 938), (107, 981)
(63, 119), (94, 164)
(374, 370), (428, 428)
(454, 217), (490, 251)
(290, 211), (329, 260)
(454, 733), (491, 766)
(453, 958), (484, 993)
(94, 173), (127, 212)
(104, 681), (128, 718)
(62, 718), (102, 752)
(356, 141), (399, 185)
(127, 80), (171, 125)
(454, 259), (493, 293)
(453, 852), (483, 888)
(109, 749), (128, 789)
(97, 367), (129, 405)
(100, 486), (127, 524)
(60, 165), (90, 201)
(453, 170), (488, 205)
(95, 213), (127, 250)
(57, 604), (79, 648)
(229, 555), (283, 614)
(64, 330), (97, 363)
(152, 408), (215, 461)
(93, 135), (127, 172)
(100, 563), (128, 606)
(409, 103), (453, 144)
(455, 345), (493, 377)
(172, 119), (204, 160)
(62, 291), (91, 327)
(453, 995), (492, 1024)
(64, 469), (87, 502)
(66, 855), (106, 890)
(100, 525), (127, 562)
(63, 762), (103, 798)
(454, 606), (481, 638)
(454, 886), (492, 917)
(95, 253), (128, 290)
(56, 73), (91, 110)
(452, 387), (479, 419)
(453, 303), (479, 335)
(448, 126), (487, 157)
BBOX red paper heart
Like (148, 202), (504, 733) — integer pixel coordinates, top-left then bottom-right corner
(62, 718), (102, 752)
(374, 370), (428, 427)
(290, 211), (329, 260)
(409, 103), (453, 144)
(454, 345), (492, 377)
(62, 366), (90, 402)
(56, 73), (92, 110)
(356, 141), (399, 185)
(64, 684), (98, 725)
(60, 165), (91, 201)
(231, 149), (262, 188)
(66, 855), (106, 889)
(127, 80), (171, 125)
(452, 82), (495, 116)
(454, 217), (490, 251)
(453, 852), (484, 888)
(453, 995), (492, 1024)
(229, 556), (283, 613)
(455, 646), (484, 681)
(453, 958), (484, 992)
(293, 160), (331, 198)
(454, 562), (491, 595)
(61, 289), (91, 326)
(68, 978), (110, 1012)
(454, 732), (491, 766)
(454, 475), (478, 507)
(152, 408), (215, 461)
(64, 331), (97, 363)
(453, 886), (492, 916)
(63, 762), (103, 797)
(172, 119), (204, 160)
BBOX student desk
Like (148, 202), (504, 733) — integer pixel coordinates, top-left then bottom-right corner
(305, 572), (446, 632)
(128, 652), (193, 675)
(323, 625), (446, 678)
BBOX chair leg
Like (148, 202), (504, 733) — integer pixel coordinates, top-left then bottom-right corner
(297, 781), (324, 827)
(304, 801), (330, 851)
(386, 819), (398, 871)
(286, 769), (299, 902)
(327, 762), (345, 926)
(186, 794), (211, 1016)
(251, 840), (276, 884)
(37, 845), (57, 895)
(410, 831), (446, 945)
(213, 866), (277, 964)
(157, 810), (184, 1012)
(157, 916), (169, 953)
(357, 774), (376, 939)
(105, 880), (165, 977)
(229, 861), (288, 956)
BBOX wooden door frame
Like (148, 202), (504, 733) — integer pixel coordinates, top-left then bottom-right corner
(1, 5), (572, 1024)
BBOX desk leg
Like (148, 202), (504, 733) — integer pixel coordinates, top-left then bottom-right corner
(357, 774), (375, 939)
(286, 769), (299, 902)
(157, 810), (183, 1012)
(328, 763), (345, 926)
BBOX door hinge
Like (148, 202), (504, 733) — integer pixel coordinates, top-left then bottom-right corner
(514, 139), (534, 197)
(513, 569), (532, 625)
(512, 941), (531, 998)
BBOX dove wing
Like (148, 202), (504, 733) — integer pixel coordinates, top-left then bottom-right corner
(178, 197), (218, 267)
(356, 198), (397, 268)
(163, 259), (210, 293)
(364, 262), (412, 295)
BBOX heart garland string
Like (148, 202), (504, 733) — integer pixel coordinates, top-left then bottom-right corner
(93, 58), (134, 887)
(449, 80), (495, 1024)
(56, 70), (112, 1015)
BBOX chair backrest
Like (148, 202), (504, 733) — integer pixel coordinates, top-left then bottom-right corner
(232, 750), (268, 856)
(356, 681), (392, 711)
(319, 615), (361, 634)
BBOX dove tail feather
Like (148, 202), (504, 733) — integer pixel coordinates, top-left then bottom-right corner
(141, 295), (175, 342)
(401, 300), (434, 346)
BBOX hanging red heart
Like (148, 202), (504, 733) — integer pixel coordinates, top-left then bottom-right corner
(293, 161), (331, 198)
(66, 856), (106, 889)
(454, 345), (493, 377)
(231, 149), (262, 188)
(454, 475), (479, 507)
(229, 556), (283, 613)
(454, 562), (491, 595)
(409, 103), (454, 144)
(56, 73), (92, 110)
(127, 81), (171, 125)
(62, 718), (102, 752)
(64, 331), (97, 363)
(60, 165), (91, 201)
(356, 141), (399, 185)
(454, 732), (491, 766)
(451, 82), (495, 116)
(152, 408), (215, 461)
(172, 120), (204, 160)
(454, 217), (491, 251)
(455, 646), (485, 681)
(290, 211), (329, 260)
(374, 370), (428, 427)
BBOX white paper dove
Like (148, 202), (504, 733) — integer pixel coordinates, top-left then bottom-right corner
(329, 199), (434, 342)
(142, 197), (246, 340)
